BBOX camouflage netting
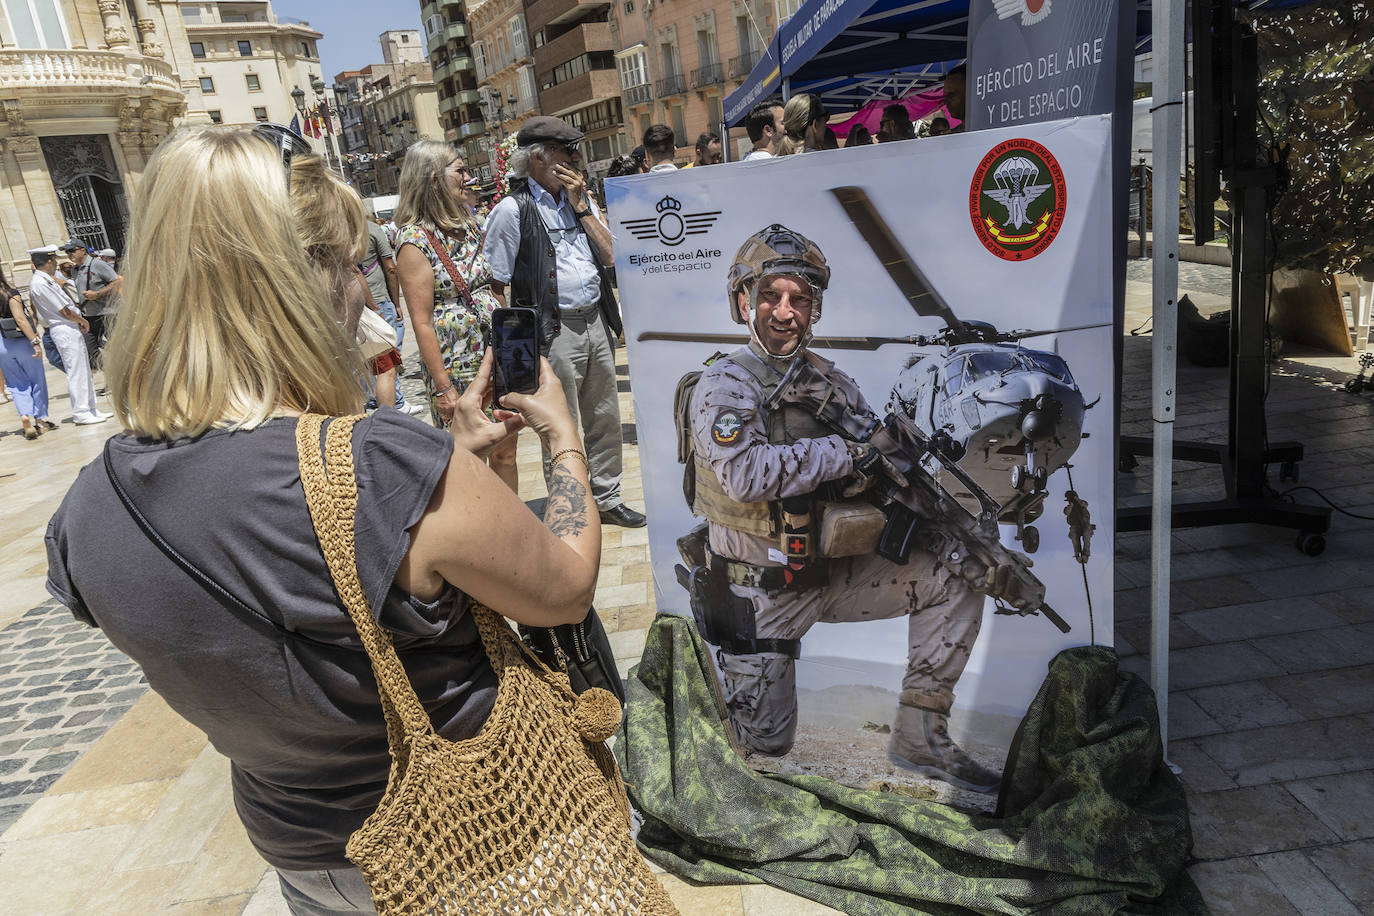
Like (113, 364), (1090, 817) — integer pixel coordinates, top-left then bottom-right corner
(1245, 0), (1374, 278)
(616, 615), (1208, 915)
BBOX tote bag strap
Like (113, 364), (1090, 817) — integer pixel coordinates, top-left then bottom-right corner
(295, 415), (544, 743)
(421, 227), (476, 310)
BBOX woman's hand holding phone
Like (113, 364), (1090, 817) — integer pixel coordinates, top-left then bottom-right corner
(449, 348), (524, 459)
(498, 358), (579, 450)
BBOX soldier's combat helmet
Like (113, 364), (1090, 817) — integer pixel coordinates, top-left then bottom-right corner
(726, 224), (831, 324)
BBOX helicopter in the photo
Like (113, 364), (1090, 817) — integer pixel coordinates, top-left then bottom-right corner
(828, 187), (1102, 554)
(636, 186), (1105, 555)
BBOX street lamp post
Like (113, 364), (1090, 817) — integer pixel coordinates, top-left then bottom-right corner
(310, 75), (344, 178)
(291, 84), (306, 132)
(332, 82), (353, 182)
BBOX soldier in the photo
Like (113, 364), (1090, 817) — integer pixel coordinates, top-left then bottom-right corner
(680, 225), (1000, 792)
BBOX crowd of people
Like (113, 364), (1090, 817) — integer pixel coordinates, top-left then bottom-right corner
(0, 237), (122, 438)
(599, 65), (964, 173)
(19, 76), (978, 908)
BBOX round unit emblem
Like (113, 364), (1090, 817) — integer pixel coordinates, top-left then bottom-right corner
(969, 138), (1066, 261)
(711, 411), (743, 445)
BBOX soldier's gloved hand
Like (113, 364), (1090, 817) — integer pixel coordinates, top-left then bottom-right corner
(841, 443), (908, 497)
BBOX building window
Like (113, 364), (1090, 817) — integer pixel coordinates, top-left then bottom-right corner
(3, 0), (70, 50)
(402, 33), (410, 43)
(671, 105), (686, 145)
(237, 39), (252, 56)
(508, 15), (528, 59)
(301, 41), (311, 57)
(190, 41), (205, 58)
(200, 76), (215, 93)
(245, 73), (260, 91)
(707, 95), (722, 128)
(624, 1), (633, 11)
(253, 107), (268, 121)
(473, 41), (486, 81)
(207, 110), (222, 124)
(777, 0), (804, 21)
(617, 46), (649, 89)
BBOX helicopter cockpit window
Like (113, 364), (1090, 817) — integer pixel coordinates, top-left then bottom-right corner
(945, 358), (966, 395)
(968, 351), (1017, 379)
(1023, 351), (1074, 384)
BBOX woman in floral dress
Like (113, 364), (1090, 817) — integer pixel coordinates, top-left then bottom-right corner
(394, 141), (518, 490)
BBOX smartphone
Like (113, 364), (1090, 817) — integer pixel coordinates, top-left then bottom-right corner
(489, 307), (540, 401)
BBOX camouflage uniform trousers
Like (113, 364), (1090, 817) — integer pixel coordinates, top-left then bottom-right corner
(718, 548), (986, 756)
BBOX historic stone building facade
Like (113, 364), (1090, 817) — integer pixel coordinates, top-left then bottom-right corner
(466, 0), (538, 182)
(421, 0), (487, 171)
(180, 1), (325, 131)
(610, 0), (775, 162)
(525, 0), (626, 178)
(0, 0), (210, 279)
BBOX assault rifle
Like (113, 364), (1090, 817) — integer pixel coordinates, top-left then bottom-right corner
(767, 357), (1071, 634)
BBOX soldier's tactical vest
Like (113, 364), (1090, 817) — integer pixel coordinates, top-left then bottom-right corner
(675, 348), (844, 538)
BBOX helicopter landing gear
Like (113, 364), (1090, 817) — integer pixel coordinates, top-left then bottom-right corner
(1012, 450), (1050, 496)
(1003, 491), (1047, 554)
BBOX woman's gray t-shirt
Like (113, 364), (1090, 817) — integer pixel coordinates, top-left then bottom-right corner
(45, 410), (497, 870)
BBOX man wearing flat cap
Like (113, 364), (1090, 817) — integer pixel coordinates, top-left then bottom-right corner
(482, 114), (646, 528)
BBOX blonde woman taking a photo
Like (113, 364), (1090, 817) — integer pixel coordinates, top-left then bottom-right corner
(394, 141), (519, 491)
(44, 126), (605, 914)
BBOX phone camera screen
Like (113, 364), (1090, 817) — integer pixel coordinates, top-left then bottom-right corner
(494, 318), (538, 396)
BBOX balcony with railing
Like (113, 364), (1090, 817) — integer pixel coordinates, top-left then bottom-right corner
(624, 82), (651, 106)
(728, 48), (763, 79)
(460, 119), (487, 138)
(428, 20), (469, 52)
(0, 49), (180, 94)
(655, 72), (686, 97)
(690, 60), (722, 89)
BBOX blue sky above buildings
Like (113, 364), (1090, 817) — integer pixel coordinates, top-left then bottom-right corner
(276, 0), (420, 83)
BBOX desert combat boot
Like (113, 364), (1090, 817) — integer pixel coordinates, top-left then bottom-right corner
(888, 702), (1002, 793)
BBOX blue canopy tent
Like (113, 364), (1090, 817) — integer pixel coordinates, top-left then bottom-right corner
(721, 0), (1309, 129)
(722, 0), (974, 126)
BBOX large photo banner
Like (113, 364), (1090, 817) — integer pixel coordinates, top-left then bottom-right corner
(606, 115), (1115, 801)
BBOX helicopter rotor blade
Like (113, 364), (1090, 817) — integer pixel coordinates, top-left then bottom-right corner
(635, 331), (929, 351)
(1004, 321), (1114, 341)
(830, 186), (963, 333)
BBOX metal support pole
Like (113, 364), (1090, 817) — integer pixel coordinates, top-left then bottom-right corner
(1150, 0), (1185, 767)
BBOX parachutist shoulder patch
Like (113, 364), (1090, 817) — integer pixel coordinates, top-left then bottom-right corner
(711, 411), (743, 445)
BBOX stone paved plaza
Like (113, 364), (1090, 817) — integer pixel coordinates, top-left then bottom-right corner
(0, 260), (1372, 913)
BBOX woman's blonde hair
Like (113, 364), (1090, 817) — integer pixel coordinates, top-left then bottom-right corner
(394, 139), (477, 236)
(776, 94), (825, 156)
(290, 153), (368, 333)
(104, 126), (363, 438)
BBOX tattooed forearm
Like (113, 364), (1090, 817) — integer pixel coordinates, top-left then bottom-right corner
(543, 464), (590, 538)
